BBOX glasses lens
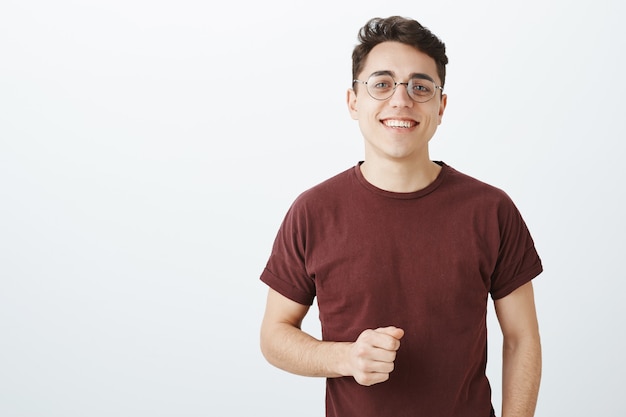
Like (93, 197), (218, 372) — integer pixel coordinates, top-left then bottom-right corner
(408, 78), (436, 102)
(366, 74), (396, 100)
(365, 74), (438, 102)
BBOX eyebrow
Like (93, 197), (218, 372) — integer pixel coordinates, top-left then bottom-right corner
(369, 70), (436, 84)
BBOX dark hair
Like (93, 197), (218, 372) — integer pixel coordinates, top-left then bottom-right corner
(352, 16), (448, 88)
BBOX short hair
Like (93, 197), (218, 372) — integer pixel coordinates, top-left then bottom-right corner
(352, 16), (448, 88)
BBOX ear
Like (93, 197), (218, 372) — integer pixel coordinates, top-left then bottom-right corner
(437, 93), (447, 125)
(347, 88), (359, 120)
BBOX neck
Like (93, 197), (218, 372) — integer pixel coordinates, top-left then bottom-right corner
(360, 158), (441, 193)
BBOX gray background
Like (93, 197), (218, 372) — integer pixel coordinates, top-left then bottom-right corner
(1, 0), (624, 415)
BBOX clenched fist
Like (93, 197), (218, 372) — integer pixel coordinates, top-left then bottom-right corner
(346, 326), (405, 386)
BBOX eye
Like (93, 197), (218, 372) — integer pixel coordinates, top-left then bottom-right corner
(368, 75), (394, 91)
(410, 80), (433, 96)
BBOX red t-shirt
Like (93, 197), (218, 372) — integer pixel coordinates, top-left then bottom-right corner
(261, 162), (542, 417)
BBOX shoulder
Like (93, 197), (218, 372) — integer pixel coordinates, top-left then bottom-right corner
(442, 164), (511, 202)
(291, 166), (356, 208)
(438, 164), (528, 227)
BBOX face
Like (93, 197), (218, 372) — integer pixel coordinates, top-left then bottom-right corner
(347, 41), (447, 164)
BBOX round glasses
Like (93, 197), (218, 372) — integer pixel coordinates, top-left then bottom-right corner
(353, 73), (443, 103)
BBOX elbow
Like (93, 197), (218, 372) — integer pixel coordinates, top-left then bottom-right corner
(260, 320), (282, 367)
(502, 332), (542, 380)
(503, 329), (541, 353)
(259, 322), (272, 363)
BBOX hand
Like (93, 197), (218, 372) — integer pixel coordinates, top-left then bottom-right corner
(346, 326), (405, 386)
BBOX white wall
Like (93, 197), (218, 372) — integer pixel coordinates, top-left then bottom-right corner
(1, 0), (624, 415)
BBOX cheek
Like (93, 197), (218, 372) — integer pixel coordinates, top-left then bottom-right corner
(425, 102), (444, 120)
(354, 101), (378, 123)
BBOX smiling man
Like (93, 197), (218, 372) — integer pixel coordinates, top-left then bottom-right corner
(260, 16), (542, 417)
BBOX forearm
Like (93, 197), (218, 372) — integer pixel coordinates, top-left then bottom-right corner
(260, 321), (350, 378)
(501, 335), (542, 417)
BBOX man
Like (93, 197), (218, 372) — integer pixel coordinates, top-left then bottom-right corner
(260, 16), (542, 417)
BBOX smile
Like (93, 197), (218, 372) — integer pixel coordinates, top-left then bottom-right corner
(382, 119), (418, 128)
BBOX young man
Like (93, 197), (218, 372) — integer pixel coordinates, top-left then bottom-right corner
(260, 16), (542, 417)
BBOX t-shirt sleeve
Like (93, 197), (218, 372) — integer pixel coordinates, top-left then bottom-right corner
(260, 199), (316, 306)
(489, 195), (543, 300)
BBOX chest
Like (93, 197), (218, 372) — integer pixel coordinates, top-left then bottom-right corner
(303, 199), (500, 339)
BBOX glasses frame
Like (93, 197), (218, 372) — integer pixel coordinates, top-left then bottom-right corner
(353, 73), (444, 103)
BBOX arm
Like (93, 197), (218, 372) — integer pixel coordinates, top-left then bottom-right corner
(260, 288), (404, 386)
(494, 281), (542, 417)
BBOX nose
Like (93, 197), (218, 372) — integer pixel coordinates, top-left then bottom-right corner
(389, 82), (413, 107)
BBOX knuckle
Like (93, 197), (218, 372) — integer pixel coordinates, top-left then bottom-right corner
(360, 329), (375, 342)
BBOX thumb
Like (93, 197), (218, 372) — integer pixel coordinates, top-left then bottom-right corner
(375, 326), (405, 340)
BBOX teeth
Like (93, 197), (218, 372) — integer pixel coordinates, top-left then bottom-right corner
(384, 119), (415, 128)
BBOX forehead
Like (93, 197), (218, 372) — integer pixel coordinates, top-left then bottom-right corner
(359, 41), (440, 83)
